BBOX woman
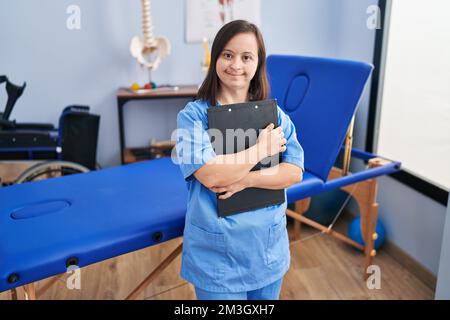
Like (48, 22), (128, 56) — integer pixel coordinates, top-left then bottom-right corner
(176, 20), (304, 300)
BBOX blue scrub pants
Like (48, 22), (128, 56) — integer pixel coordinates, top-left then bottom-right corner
(194, 277), (283, 300)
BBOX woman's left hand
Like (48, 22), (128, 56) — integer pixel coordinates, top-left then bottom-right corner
(209, 176), (250, 200)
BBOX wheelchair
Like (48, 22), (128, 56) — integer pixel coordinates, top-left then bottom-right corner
(0, 75), (100, 185)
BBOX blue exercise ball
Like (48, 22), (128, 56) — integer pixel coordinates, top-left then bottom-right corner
(348, 216), (386, 250)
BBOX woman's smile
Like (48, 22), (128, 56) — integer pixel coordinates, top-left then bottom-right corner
(226, 71), (244, 77)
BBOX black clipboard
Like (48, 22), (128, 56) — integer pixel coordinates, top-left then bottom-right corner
(207, 99), (285, 217)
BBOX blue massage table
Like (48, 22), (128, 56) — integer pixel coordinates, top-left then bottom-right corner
(267, 55), (399, 278)
(0, 55), (400, 299)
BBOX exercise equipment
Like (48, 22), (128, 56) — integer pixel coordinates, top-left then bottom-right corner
(131, 82), (141, 91)
(0, 55), (400, 299)
(348, 216), (386, 250)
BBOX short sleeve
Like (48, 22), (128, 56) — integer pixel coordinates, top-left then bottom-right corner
(277, 106), (305, 171)
(175, 103), (217, 181)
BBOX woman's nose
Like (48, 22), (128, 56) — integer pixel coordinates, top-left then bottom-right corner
(230, 58), (243, 70)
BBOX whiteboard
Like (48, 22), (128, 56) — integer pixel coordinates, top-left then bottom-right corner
(376, 0), (450, 190)
(185, 0), (261, 43)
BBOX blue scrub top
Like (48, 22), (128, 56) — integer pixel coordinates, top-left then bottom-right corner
(175, 99), (304, 293)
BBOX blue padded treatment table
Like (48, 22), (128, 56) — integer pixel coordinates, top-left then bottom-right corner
(268, 55), (374, 182)
(0, 55), (401, 295)
(0, 158), (187, 292)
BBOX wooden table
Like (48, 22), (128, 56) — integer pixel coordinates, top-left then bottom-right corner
(116, 85), (198, 164)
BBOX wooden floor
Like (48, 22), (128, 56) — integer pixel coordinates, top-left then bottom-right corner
(0, 216), (435, 300)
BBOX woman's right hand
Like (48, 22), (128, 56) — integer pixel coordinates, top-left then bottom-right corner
(256, 123), (287, 158)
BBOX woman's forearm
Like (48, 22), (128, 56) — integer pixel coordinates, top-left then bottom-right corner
(208, 162), (303, 200)
(195, 144), (267, 188)
(246, 163), (303, 189)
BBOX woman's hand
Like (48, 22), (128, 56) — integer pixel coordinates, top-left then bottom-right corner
(209, 176), (251, 200)
(257, 123), (287, 158)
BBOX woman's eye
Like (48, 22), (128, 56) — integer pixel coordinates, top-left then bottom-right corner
(243, 55), (252, 61)
(223, 53), (232, 59)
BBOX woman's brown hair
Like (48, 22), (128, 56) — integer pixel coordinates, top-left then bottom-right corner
(197, 20), (270, 106)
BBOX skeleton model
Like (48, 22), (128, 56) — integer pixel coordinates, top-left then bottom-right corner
(130, 0), (171, 80)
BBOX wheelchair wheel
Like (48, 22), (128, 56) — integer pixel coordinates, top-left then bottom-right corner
(15, 160), (90, 184)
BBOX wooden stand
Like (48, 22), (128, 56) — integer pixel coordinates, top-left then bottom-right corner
(125, 242), (183, 300)
(123, 140), (176, 164)
(117, 85), (198, 164)
(287, 158), (387, 280)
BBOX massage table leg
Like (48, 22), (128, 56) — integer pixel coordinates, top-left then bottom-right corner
(125, 242), (183, 300)
(328, 167), (379, 280)
(286, 208), (364, 250)
(6, 243), (183, 300)
(10, 288), (18, 300)
(7, 243), (183, 300)
(8, 273), (65, 300)
(286, 166), (381, 280)
(23, 283), (36, 300)
(293, 198), (311, 241)
(36, 274), (65, 297)
(358, 178), (379, 280)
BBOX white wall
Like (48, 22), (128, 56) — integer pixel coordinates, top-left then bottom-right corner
(0, 0), (339, 167)
(334, 0), (447, 275)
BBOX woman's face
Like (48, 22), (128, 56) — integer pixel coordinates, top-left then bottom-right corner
(216, 32), (259, 93)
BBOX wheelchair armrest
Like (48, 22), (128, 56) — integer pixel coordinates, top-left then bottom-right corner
(14, 123), (55, 130)
(0, 119), (16, 128)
